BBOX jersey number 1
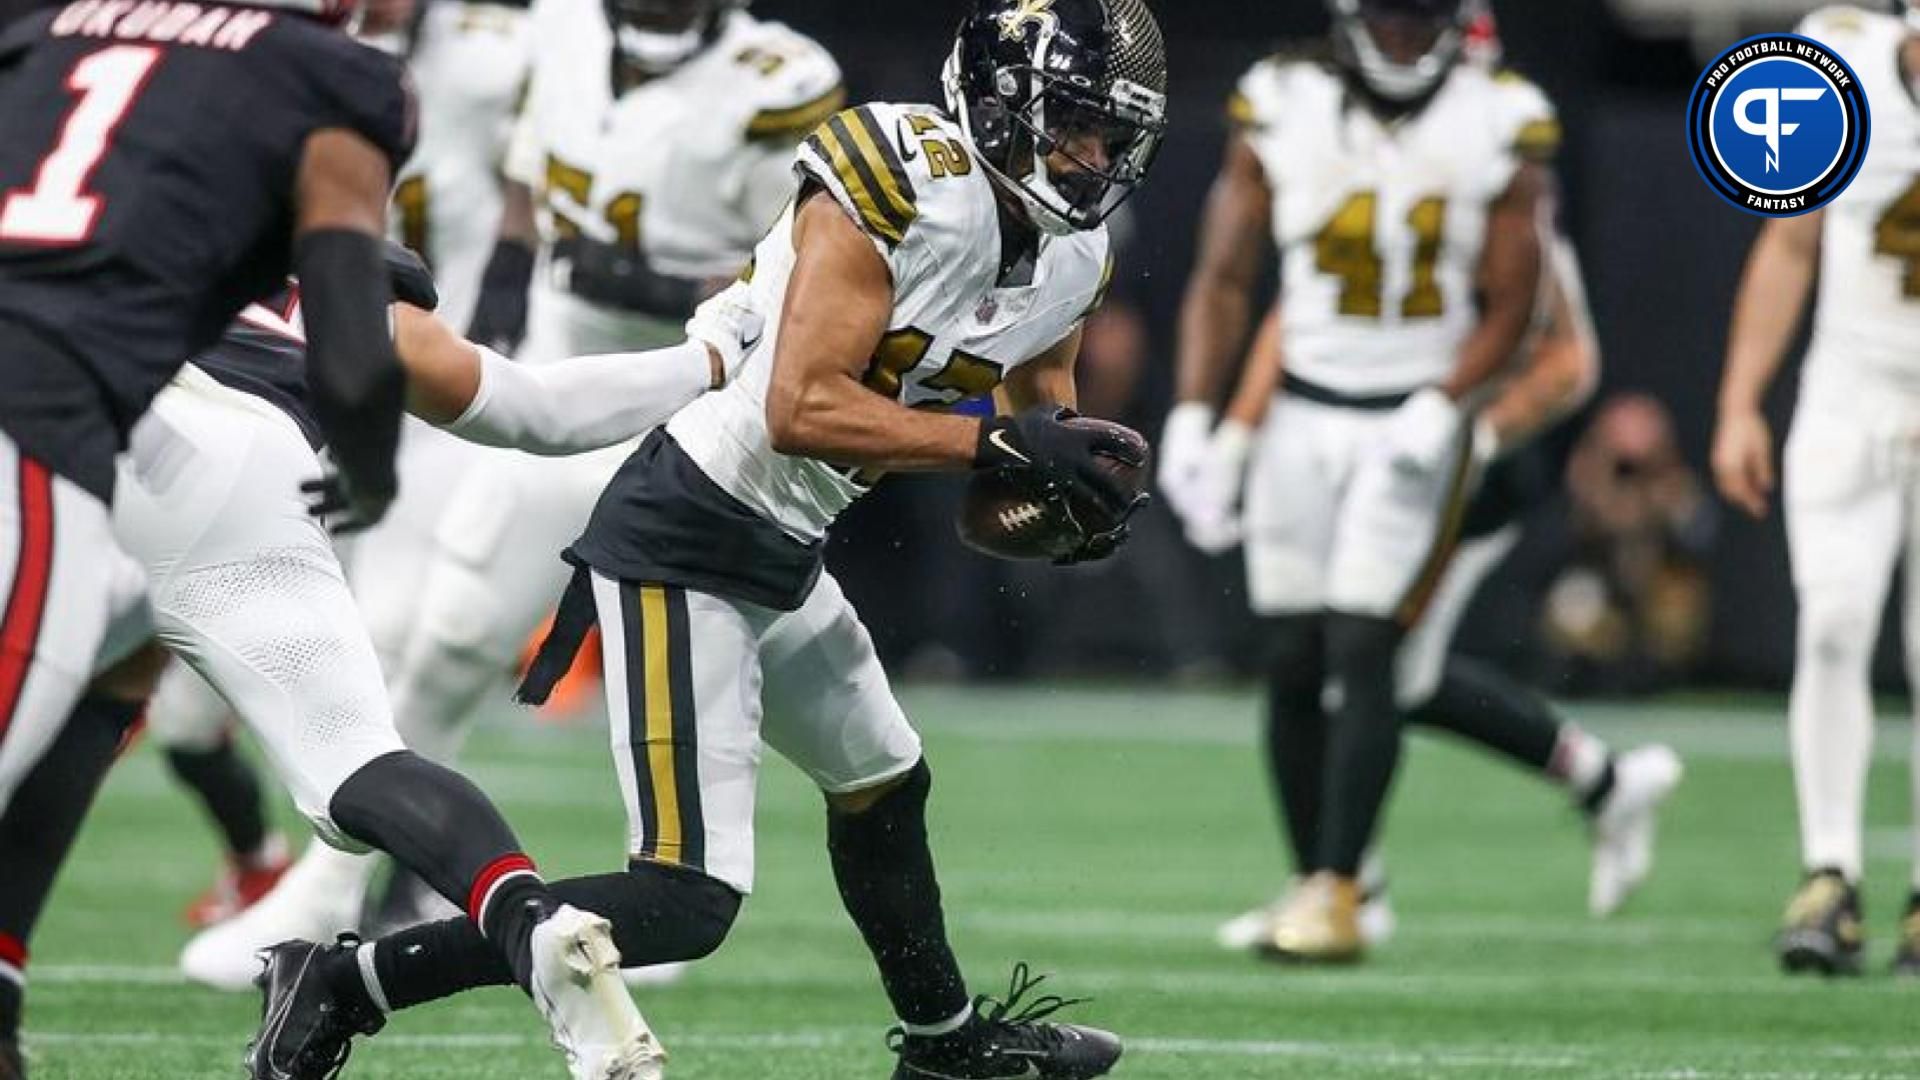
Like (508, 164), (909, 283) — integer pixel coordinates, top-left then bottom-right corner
(0, 46), (162, 246)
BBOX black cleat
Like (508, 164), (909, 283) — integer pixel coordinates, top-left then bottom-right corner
(1892, 903), (1920, 977)
(1776, 870), (1863, 977)
(245, 936), (385, 1080)
(889, 964), (1122, 1079)
(0, 1035), (22, 1080)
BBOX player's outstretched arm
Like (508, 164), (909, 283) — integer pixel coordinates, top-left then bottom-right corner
(295, 128), (406, 528)
(393, 304), (726, 456)
(763, 193), (984, 471)
(1712, 210), (1822, 519)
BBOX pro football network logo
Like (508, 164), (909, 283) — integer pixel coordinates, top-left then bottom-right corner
(1686, 33), (1870, 217)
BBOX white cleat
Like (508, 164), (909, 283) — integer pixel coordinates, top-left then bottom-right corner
(179, 841), (371, 991)
(530, 905), (667, 1080)
(1588, 744), (1684, 918)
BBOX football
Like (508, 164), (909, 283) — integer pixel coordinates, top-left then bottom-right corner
(957, 416), (1151, 561)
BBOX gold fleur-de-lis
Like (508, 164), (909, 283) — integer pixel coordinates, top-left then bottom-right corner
(997, 0), (1058, 41)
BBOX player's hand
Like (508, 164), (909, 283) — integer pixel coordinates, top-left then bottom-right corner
(975, 405), (1146, 518)
(1179, 420), (1253, 555)
(1711, 407), (1774, 519)
(301, 470), (394, 534)
(1386, 387), (1463, 475)
(382, 241), (439, 311)
(1157, 402), (1216, 521)
(467, 239), (535, 355)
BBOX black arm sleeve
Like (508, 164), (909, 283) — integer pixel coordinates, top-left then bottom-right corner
(297, 228), (405, 501)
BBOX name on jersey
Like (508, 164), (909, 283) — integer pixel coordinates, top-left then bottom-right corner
(50, 0), (273, 51)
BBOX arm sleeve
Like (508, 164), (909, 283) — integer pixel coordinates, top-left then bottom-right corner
(443, 339), (713, 455)
(298, 229), (406, 494)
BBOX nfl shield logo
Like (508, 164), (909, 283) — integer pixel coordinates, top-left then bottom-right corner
(975, 295), (999, 323)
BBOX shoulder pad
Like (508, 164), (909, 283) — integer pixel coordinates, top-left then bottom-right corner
(1234, 41), (1336, 130)
(798, 104), (920, 248)
(731, 22), (845, 141)
(1489, 69), (1560, 164)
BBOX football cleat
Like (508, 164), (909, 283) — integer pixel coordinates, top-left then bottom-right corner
(245, 935), (385, 1080)
(0, 1035), (22, 1080)
(1260, 872), (1365, 964)
(181, 844), (368, 992)
(528, 905), (666, 1080)
(1776, 870), (1864, 977)
(1588, 745), (1683, 917)
(890, 963), (1121, 1079)
(1218, 875), (1395, 952)
(1891, 905), (1920, 977)
(185, 832), (293, 928)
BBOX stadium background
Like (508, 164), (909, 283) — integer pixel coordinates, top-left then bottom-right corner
(752, 0), (1848, 690)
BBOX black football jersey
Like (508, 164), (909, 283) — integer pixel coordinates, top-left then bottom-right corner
(194, 284), (319, 445)
(0, 0), (412, 499)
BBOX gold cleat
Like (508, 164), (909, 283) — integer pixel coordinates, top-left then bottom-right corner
(1259, 872), (1365, 965)
(1776, 870), (1863, 977)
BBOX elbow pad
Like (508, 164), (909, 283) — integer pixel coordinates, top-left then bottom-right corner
(552, 237), (704, 321)
(297, 228), (405, 500)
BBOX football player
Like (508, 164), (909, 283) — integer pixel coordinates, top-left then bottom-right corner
(181, 0), (846, 986)
(154, 0), (536, 941)
(1712, 1), (1920, 978)
(1197, 238), (1686, 954)
(244, 1), (1164, 1076)
(0, 0), (420, 1069)
(1164, 0), (1553, 961)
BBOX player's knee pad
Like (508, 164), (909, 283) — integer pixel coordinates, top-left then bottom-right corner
(1797, 591), (1879, 673)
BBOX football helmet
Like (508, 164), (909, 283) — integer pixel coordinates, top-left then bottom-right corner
(1329, 0), (1476, 104)
(944, 0), (1169, 235)
(603, 0), (745, 76)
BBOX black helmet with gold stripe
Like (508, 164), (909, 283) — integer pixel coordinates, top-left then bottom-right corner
(943, 0), (1169, 235)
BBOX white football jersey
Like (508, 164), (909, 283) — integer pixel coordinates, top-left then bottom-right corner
(1234, 51), (1559, 395)
(1798, 6), (1920, 394)
(670, 103), (1112, 540)
(382, 1), (532, 333)
(506, 4), (839, 292)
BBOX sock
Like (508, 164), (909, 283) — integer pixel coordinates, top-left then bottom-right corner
(1262, 615), (1328, 876)
(0, 695), (140, 1042)
(328, 751), (556, 991)
(825, 761), (970, 1028)
(1789, 590), (1877, 882)
(331, 860), (741, 1013)
(1318, 613), (1405, 878)
(1406, 656), (1566, 776)
(164, 737), (269, 861)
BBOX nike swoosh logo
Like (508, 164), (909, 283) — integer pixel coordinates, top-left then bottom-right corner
(742, 328), (764, 351)
(896, 118), (920, 161)
(988, 428), (1030, 464)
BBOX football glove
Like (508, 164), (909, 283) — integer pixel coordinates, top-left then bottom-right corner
(1386, 387), (1464, 476)
(466, 238), (536, 355)
(1156, 401), (1216, 523)
(381, 241), (439, 311)
(300, 469), (393, 535)
(975, 405), (1145, 518)
(1179, 420), (1253, 555)
(551, 236), (705, 320)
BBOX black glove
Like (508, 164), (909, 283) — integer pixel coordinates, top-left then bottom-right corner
(466, 238), (536, 355)
(300, 470), (394, 535)
(551, 236), (705, 320)
(975, 405), (1146, 518)
(382, 240), (439, 311)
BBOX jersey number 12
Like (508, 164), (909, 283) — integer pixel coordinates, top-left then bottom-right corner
(0, 45), (162, 246)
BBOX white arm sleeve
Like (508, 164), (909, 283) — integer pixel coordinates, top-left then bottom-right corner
(443, 341), (712, 455)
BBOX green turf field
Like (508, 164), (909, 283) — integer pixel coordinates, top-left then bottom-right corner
(22, 685), (1920, 1078)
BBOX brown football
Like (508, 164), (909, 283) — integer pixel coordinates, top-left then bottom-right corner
(956, 416), (1151, 561)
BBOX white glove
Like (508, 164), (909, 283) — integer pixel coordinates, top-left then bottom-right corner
(1471, 415), (1500, 470)
(1181, 420), (1254, 555)
(1158, 402), (1217, 522)
(1386, 388), (1464, 476)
